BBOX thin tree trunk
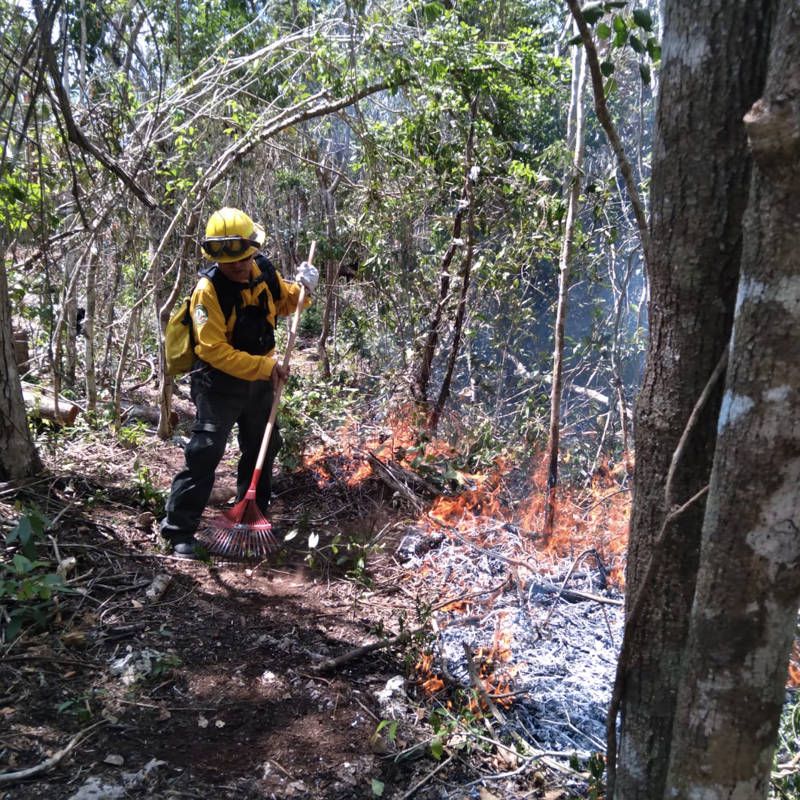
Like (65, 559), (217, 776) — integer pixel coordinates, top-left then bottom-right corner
(0, 255), (41, 479)
(64, 281), (77, 388)
(412, 128), (474, 403)
(430, 102), (478, 431)
(565, 0), (650, 259)
(315, 163), (341, 379)
(84, 247), (98, 412)
(609, 249), (635, 456)
(156, 207), (200, 439)
(664, 6), (799, 796)
(51, 252), (82, 421)
(543, 31), (586, 536)
(101, 255), (123, 386)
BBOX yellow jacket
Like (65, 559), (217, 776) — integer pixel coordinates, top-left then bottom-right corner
(189, 261), (307, 381)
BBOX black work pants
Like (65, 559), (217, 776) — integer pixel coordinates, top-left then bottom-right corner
(161, 376), (281, 543)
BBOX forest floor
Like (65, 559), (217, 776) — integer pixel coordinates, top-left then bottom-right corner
(2, 359), (626, 800)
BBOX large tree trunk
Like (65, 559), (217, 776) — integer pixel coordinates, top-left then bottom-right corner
(664, 5), (800, 796)
(612, 2), (774, 797)
(0, 258), (41, 480)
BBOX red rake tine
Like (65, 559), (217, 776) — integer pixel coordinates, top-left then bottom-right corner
(204, 504), (278, 560)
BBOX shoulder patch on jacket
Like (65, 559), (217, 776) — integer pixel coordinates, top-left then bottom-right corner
(194, 305), (209, 326)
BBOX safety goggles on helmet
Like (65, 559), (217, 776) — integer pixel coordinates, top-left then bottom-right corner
(201, 236), (260, 260)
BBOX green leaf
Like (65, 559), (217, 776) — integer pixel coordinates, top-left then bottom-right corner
(632, 8), (654, 30)
(567, 33), (584, 46)
(423, 2), (445, 22)
(13, 554), (34, 575)
(629, 34), (646, 54)
(430, 737), (444, 761)
(647, 38), (662, 61)
(581, 3), (605, 24)
(639, 62), (652, 84)
(600, 60), (615, 77)
(596, 22), (612, 39)
(429, 709), (443, 733)
(371, 778), (385, 797)
(612, 14), (627, 33)
(604, 76), (618, 97)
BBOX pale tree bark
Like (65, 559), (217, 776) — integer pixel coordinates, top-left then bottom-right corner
(543, 28), (585, 536)
(0, 257), (41, 480)
(315, 157), (342, 379)
(610, 2), (775, 798)
(84, 246), (98, 412)
(664, 4), (800, 796)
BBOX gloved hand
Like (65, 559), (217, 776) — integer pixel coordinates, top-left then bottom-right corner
(271, 361), (290, 389)
(295, 261), (319, 293)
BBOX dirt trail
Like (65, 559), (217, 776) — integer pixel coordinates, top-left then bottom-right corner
(1, 424), (437, 800)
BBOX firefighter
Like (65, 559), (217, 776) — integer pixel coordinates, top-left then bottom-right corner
(160, 207), (318, 559)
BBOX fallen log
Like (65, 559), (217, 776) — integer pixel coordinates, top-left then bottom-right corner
(121, 403), (178, 427)
(21, 383), (80, 427)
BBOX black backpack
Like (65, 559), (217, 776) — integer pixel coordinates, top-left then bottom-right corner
(164, 255), (282, 376)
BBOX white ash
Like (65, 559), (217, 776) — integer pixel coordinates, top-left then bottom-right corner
(401, 526), (623, 754)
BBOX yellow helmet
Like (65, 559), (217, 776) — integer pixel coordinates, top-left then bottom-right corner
(201, 207), (266, 263)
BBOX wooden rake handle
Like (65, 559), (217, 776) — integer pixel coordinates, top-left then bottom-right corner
(247, 241), (316, 493)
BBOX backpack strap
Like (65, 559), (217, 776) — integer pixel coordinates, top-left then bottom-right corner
(200, 265), (243, 322)
(252, 253), (283, 303)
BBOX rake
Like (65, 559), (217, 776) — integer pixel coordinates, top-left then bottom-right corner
(202, 242), (316, 560)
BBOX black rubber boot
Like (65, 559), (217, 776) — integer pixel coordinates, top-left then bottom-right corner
(172, 539), (201, 560)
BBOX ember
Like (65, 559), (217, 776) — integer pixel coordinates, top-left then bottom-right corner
(401, 518), (624, 755)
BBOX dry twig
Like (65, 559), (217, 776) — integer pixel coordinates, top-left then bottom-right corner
(0, 721), (106, 786)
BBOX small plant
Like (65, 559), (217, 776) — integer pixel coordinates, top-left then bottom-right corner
(132, 461), (166, 516)
(772, 689), (800, 799)
(569, 751), (606, 799)
(118, 419), (149, 448)
(57, 689), (105, 724)
(1, 508), (66, 641)
(150, 651), (183, 679)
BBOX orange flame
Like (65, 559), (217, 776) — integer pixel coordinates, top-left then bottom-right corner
(788, 642), (800, 688)
(416, 650), (446, 697)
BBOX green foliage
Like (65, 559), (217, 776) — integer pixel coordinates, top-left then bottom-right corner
(574, 3), (660, 86)
(118, 420), (150, 448)
(132, 461), (167, 516)
(149, 651), (183, 679)
(772, 690), (800, 799)
(278, 374), (360, 470)
(1, 508), (66, 641)
(295, 519), (382, 585)
(57, 688), (106, 724)
(375, 718), (399, 743)
(569, 752), (606, 798)
(0, 167), (42, 236)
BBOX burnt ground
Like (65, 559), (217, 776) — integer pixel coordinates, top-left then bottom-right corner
(0, 389), (599, 800)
